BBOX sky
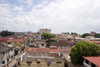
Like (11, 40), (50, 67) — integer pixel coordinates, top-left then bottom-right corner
(0, 0), (100, 34)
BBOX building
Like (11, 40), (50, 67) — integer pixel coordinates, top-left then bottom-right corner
(91, 31), (96, 36)
(62, 53), (86, 67)
(29, 39), (47, 48)
(24, 47), (70, 53)
(0, 44), (14, 67)
(83, 56), (100, 67)
(84, 40), (100, 46)
(51, 37), (67, 42)
(16, 52), (65, 67)
(39, 29), (51, 35)
(85, 36), (95, 39)
(16, 46), (72, 67)
(0, 37), (26, 56)
(55, 40), (74, 49)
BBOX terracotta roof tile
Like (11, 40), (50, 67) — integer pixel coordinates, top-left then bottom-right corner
(24, 47), (70, 53)
(83, 56), (100, 67)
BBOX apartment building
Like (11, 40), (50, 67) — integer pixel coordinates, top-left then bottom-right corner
(29, 39), (47, 48)
(39, 29), (51, 35)
(0, 44), (14, 66)
(16, 52), (65, 67)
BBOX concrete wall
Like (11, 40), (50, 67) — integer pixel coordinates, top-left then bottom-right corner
(34, 44), (47, 48)
(58, 46), (71, 49)
(16, 61), (64, 67)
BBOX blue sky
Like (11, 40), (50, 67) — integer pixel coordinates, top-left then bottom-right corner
(0, 0), (100, 34)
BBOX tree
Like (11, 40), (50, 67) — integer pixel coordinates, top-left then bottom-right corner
(81, 33), (91, 38)
(46, 39), (56, 43)
(71, 32), (78, 35)
(0, 30), (15, 37)
(69, 41), (100, 65)
(94, 33), (100, 38)
(67, 32), (69, 34)
(41, 33), (55, 40)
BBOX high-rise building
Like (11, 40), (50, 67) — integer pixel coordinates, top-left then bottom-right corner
(91, 31), (96, 36)
(39, 28), (51, 35)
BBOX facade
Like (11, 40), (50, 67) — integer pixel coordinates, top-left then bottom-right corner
(16, 52), (65, 67)
(39, 29), (51, 35)
(85, 36), (95, 39)
(29, 39), (47, 48)
(24, 47), (70, 53)
(16, 47), (71, 67)
(55, 40), (74, 49)
(0, 38), (25, 47)
(0, 44), (14, 66)
(91, 31), (96, 36)
(51, 37), (67, 42)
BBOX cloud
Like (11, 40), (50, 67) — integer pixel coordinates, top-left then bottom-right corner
(20, 0), (33, 6)
(0, 3), (12, 17)
(12, 5), (23, 11)
(0, 0), (100, 34)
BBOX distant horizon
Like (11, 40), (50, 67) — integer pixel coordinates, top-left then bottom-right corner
(0, 29), (99, 35)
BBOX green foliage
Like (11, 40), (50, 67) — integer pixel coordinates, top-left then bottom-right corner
(81, 33), (91, 38)
(67, 32), (69, 34)
(0, 30), (15, 37)
(41, 33), (55, 40)
(67, 38), (70, 41)
(71, 32), (78, 35)
(46, 39), (57, 43)
(70, 41), (100, 65)
(94, 33), (100, 38)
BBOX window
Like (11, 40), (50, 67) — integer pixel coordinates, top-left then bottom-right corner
(92, 63), (96, 67)
(46, 62), (51, 66)
(47, 63), (50, 66)
(26, 62), (32, 66)
(11, 56), (13, 58)
(56, 62), (62, 63)
(37, 62), (40, 64)
(41, 44), (44, 46)
(85, 59), (89, 64)
(2, 52), (5, 54)
(2, 61), (5, 64)
(8, 42), (11, 44)
(18, 62), (20, 66)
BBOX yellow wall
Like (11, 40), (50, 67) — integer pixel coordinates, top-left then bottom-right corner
(2, 42), (24, 47)
(16, 61), (65, 67)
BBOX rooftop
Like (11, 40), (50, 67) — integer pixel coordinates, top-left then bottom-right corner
(16, 52), (64, 61)
(55, 40), (74, 46)
(83, 56), (100, 67)
(24, 47), (70, 53)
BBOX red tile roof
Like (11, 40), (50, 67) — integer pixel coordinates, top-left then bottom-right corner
(83, 56), (100, 67)
(84, 40), (94, 43)
(24, 47), (70, 52)
(84, 40), (100, 45)
(94, 41), (100, 44)
(49, 46), (57, 49)
(0, 38), (24, 43)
